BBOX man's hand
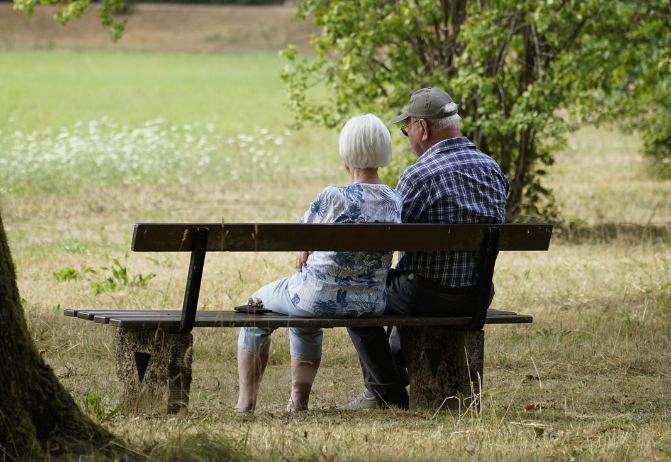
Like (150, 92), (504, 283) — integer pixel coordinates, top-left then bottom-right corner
(295, 251), (313, 271)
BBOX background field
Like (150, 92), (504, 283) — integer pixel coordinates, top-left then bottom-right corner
(1, 4), (671, 461)
(0, 3), (314, 54)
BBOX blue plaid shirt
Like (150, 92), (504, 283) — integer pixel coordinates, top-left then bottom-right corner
(395, 137), (509, 287)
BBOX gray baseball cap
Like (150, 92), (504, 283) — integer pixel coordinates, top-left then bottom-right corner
(389, 87), (458, 124)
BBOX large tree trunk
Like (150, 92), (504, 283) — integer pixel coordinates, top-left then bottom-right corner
(0, 212), (116, 460)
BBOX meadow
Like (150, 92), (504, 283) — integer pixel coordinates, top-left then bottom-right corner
(1, 49), (671, 461)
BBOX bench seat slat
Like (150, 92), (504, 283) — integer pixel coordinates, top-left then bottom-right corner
(65, 309), (532, 329)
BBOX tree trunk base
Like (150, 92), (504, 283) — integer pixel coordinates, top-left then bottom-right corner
(113, 328), (193, 414)
(402, 327), (484, 412)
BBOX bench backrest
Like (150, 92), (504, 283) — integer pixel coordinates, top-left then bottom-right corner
(131, 223), (553, 334)
(132, 223), (553, 252)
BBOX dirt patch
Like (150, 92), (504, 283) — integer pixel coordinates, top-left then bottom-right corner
(0, 3), (315, 53)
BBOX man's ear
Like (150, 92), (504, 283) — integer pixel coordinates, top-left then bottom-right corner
(420, 119), (430, 141)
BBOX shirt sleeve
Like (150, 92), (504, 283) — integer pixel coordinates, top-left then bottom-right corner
(299, 188), (332, 223)
(397, 169), (429, 224)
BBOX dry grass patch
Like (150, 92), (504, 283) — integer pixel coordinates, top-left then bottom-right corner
(20, 234), (671, 461)
(550, 126), (671, 227)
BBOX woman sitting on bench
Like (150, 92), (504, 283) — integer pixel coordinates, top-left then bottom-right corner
(235, 113), (402, 414)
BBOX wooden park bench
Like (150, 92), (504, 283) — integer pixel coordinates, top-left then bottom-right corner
(64, 222), (552, 414)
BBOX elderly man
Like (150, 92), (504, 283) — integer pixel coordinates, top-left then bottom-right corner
(341, 87), (510, 410)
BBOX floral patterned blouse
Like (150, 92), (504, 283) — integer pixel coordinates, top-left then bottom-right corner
(287, 183), (403, 317)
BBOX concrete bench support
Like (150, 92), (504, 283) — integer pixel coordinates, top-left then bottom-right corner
(403, 327), (484, 411)
(113, 328), (193, 414)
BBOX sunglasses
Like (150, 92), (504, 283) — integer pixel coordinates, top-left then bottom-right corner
(400, 119), (420, 137)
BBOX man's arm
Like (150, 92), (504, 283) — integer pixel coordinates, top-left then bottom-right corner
(397, 171), (429, 224)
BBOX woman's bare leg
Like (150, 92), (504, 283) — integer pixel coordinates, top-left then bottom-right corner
(287, 356), (321, 412)
(235, 348), (269, 414)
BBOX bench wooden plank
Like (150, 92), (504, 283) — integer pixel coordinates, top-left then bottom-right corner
(70, 310), (176, 321)
(65, 309), (181, 322)
(64, 308), (532, 329)
(131, 223), (553, 253)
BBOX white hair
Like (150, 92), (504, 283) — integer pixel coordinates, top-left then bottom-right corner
(426, 102), (462, 130)
(339, 113), (392, 168)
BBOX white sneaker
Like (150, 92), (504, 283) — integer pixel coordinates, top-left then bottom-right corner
(339, 393), (379, 410)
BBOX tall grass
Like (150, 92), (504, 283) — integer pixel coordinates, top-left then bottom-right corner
(0, 50), (341, 198)
(0, 117), (297, 195)
(2, 50), (671, 461)
(548, 125), (671, 229)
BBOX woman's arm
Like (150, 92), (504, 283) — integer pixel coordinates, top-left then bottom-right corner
(295, 188), (332, 271)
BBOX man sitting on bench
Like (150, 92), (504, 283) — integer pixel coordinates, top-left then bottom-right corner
(341, 87), (510, 411)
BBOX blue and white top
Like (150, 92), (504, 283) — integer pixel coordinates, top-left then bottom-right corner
(287, 183), (403, 317)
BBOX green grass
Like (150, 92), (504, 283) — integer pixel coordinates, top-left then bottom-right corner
(0, 50), (342, 197)
(0, 50), (296, 132)
(2, 49), (671, 461)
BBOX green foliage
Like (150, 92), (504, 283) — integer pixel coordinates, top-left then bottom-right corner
(555, 1), (671, 177)
(53, 267), (80, 282)
(78, 392), (125, 423)
(598, 3), (671, 177)
(91, 255), (156, 293)
(281, 0), (671, 220)
(137, 0), (283, 3)
(379, 146), (415, 188)
(53, 266), (94, 282)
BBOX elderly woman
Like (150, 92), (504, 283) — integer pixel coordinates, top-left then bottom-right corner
(235, 113), (402, 414)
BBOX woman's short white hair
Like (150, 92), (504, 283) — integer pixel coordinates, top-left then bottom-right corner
(426, 102), (462, 130)
(339, 113), (392, 168)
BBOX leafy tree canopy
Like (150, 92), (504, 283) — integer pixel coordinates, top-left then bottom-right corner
(281, 0), (671, 221)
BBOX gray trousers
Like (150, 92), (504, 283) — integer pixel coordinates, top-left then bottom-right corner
(346, 269), (491, 402)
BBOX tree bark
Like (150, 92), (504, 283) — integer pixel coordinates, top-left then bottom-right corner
(0, 212), (116, 460)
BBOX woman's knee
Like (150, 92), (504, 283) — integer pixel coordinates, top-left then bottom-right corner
(289, 327), (323, 359)
(238, 326), (273, 355)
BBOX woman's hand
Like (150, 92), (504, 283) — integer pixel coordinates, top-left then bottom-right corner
(295, 251), (312, 271)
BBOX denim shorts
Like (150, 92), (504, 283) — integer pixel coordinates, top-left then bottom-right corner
(237, 277), (323, 359)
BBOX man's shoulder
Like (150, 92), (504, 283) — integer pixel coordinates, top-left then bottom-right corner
(426, 138), (501, 169)
(431, 136), (476, 153)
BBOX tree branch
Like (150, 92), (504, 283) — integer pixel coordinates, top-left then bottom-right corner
(544, 16), (588, 69)
(494, 13), (520, 79)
